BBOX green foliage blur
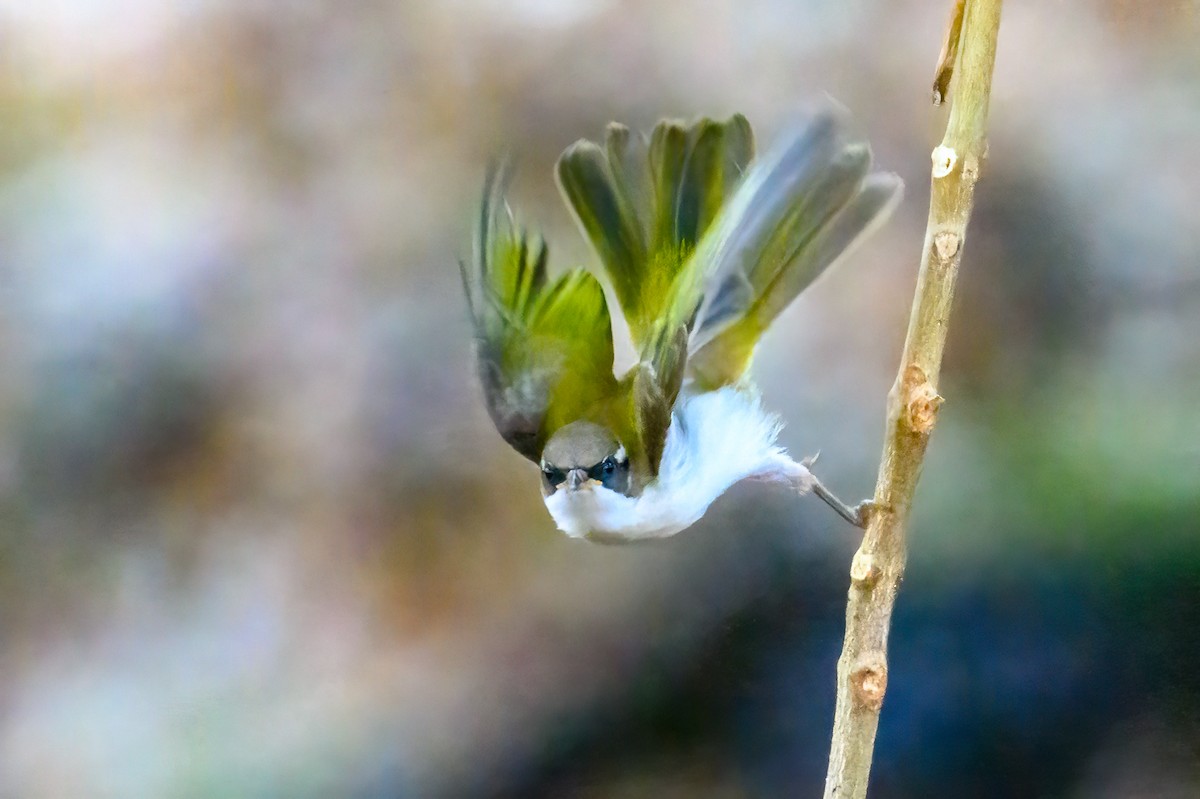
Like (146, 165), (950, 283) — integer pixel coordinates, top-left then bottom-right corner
(0, 1), (1197, 796)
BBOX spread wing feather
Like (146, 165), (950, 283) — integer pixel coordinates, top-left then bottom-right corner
(466, 109), (900, 474)
(679, 109), (904, 387)
(462, 167), (616, 463)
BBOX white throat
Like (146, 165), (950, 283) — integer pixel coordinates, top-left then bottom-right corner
(543, 386), (808, 542)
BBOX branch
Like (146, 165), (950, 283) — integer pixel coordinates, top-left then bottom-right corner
(822, 2), (1004, 797)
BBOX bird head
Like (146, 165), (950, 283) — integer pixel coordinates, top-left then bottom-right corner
(539, 421), (632, 498)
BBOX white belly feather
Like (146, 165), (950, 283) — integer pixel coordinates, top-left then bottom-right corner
(543, 386), (813, 542)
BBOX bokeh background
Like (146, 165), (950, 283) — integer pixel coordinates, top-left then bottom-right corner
(1, 1), (1198, 796)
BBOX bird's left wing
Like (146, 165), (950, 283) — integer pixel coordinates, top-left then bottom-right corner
(462, 168), (617, 463)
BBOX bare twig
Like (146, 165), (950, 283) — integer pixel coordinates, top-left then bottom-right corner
(822, 2), (1004, 797)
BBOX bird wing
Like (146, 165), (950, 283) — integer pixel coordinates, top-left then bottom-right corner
(462, 167), (617, 463)
(556, 115), (753, 473)
(675, 108), (904, 387)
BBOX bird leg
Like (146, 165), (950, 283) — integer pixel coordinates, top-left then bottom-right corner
(748, 452), (873, 529)
(810, 479), (873, 529)
(801, 453), (873, 529)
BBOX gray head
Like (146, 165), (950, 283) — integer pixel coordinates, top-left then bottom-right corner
(540, 421), (632, 497)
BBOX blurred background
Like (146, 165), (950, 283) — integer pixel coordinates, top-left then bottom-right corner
(1, 1), (1198, 796)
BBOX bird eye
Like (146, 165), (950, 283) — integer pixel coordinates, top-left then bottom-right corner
(602, 457), (616, 475)
(542, 465), (564, 484)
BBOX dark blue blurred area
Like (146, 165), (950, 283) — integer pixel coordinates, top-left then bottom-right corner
(1, 1), (1197, 797)
(503, 545), (1198, 798)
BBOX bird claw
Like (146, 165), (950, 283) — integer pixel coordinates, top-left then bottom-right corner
(851, 499), (877, 528)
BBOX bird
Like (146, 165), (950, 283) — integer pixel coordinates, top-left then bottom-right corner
(460, 107), (902, 543)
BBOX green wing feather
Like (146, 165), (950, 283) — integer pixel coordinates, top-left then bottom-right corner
(462, 167), (617, 462)
(675, 108), (904, 387)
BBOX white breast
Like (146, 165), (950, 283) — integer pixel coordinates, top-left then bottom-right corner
(543, 386), (799, 542)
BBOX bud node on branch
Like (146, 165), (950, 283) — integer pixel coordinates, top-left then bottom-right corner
(934, 230), (961, 262)
(850, 662), (889, 711)
(931, 145), (958, 178)
(850, 550), (882, 586)
(902, 365), (944, 435)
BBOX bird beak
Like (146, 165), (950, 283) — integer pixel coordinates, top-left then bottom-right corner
(566, 468), (588, 490)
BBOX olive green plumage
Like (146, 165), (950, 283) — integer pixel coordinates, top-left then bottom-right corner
(462, 109), (902, 482)
(460, 169), (616, 463)
(556, 114), (754, 351)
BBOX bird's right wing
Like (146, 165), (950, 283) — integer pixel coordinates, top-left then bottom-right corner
(462, 168), (617, 463)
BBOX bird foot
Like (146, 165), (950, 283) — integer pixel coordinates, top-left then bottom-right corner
(803, 454), (872, 529)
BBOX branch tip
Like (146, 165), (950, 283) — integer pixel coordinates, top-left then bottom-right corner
(932, 0), (967, 106)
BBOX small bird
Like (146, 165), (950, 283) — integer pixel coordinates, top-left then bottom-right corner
(461, 108), (901, 542)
